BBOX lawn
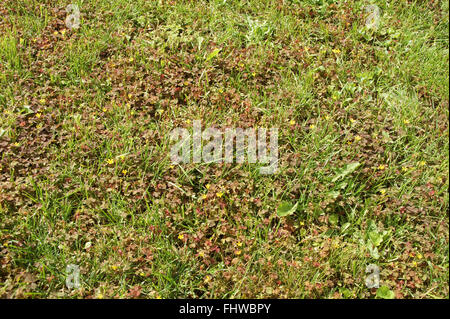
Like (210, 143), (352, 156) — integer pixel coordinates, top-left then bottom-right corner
(0, 0), (448, 299)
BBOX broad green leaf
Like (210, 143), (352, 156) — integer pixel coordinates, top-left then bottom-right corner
(328, 191), (340, 199)
(340, 222), (351, 234)
(367, 219), (377, 232)
(338, 182), (348, 189)
(205, 48), (221, 62)
(332, 162), (361, 182)
(376, 286), (395, 299)
(382, 130), (392, 143)
(329, 214), (339, 225)
(367, 242), (380, 259)
(368, 231), (383, 247)
(277, 201), (298, 217)
(324, 229), (335, 237)
(23, 105), (33, 113)
(197, 36), (204, 51)
(340, 288), (352, 298)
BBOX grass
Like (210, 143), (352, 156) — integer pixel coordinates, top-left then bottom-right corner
(0, 0), (448, 299)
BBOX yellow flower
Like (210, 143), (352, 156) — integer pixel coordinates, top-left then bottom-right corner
(236, 241), (242, 247)
(309, 124), (315, 129)
(156, 295), (162, 299)
(418, 161), (426, 167)
(380, 189), (386, 195)
(289, 119), (296, 125)
(216, 192), (224, 198)
(169, 165), (174, 169)
(403, 119), (410, 124)
(97, 293), (104, 299)
(201, 194), (207, 200)
(417, 253), (423, 259)
(122, 170), (127, 175)
(235, 250), (242, 255)
(178, 234), (184, 240)
(218, 89), (224, 93)
(299, 221), (305, 226)
(39, 98), (46, 104)
(350, 118), (355, 124)
(325, 115), (330, 120)
(14, 142), (20, 147)
(204, 275), (211, 283)
(198, 251), (205, 257)
(412, 261), (417, 267)
(102, 107), (107, 112)
(354, 136), (361, 142)
(205, 184), (211, 190)
(111, 265), (118, 271)
(186, 119), (191, 124)
(128, 57), (134, 63)
(332, 48), (341, 54)
(53, 31), (59, 36)
(106, 159), (114, 165)
(378, 164), (386, 170)
(128, 93), (132, 99)
(139, 271), (145, 276)
(252, 72), (256, 77)
(401, 166), (409, 172)
(35, 112), (41, 118)
(61, 29), (66, 36)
